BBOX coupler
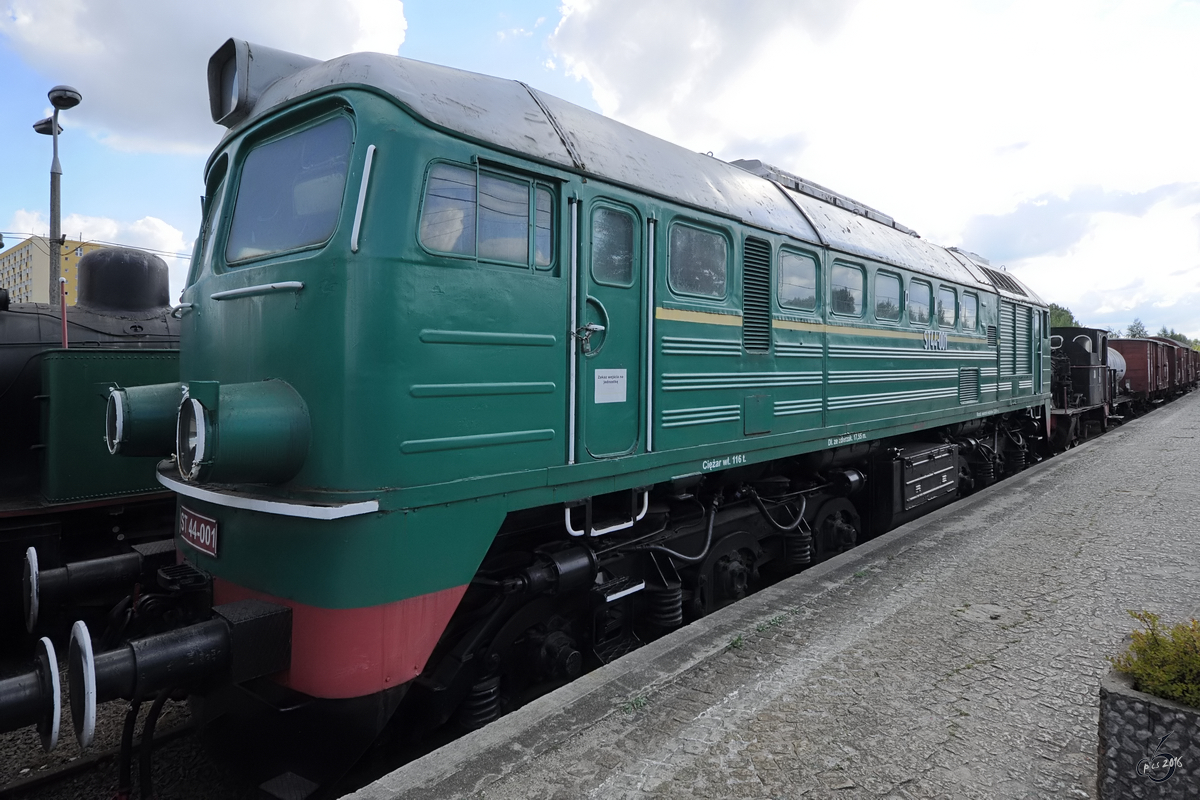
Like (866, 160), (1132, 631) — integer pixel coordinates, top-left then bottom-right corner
(24, 539), (177, 632)
(68, 599), (291, 749)
(0, 637), (61, 751)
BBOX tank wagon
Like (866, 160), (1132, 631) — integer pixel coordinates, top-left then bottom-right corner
(0, 40), (1053, 790)
(0, 248), (179, 639)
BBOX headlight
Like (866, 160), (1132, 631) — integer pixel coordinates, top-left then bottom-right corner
(174, 380), (309, 484)
(105, 390), (125, 455)
(105, 383), (182, 457)
(176, 396), (210, 481)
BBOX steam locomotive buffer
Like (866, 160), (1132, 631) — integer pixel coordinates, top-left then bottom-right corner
(10, 36), (1191, 798)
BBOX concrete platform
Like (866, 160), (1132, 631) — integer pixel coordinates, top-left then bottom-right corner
(350, 392), (1200, 800)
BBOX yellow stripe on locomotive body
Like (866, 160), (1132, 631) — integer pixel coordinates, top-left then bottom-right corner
(652, 289), (1044, 457)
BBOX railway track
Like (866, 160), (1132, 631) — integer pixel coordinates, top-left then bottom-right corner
(0, 666), (451, 799)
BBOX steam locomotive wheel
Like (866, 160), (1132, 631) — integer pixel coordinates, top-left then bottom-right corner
(812, 499), (861, 557)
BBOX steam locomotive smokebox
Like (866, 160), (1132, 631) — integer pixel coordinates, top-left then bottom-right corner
(76, 247), (170, 315)
(866, 442), (959, 536)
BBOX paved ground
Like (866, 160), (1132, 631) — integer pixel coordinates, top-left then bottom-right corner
(351, 392), (1200, 800)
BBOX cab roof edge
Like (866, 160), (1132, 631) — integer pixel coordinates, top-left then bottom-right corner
(730, 159), (920, 239)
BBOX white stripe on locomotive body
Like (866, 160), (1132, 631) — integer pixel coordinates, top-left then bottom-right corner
(656, 294), (1047, 446)
(661, 405), (742, 428)
(829, 346), (993, 361)
(773, 399), (823, 417)
(827, 368), (957, 384)
(773, 343), (823, 358)
(826, 386), (960, 410)
(660, 336), (743, 356)
(661, 372), (823, 391)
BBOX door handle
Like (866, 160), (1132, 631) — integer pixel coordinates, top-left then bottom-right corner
(572, 323), (606, 354)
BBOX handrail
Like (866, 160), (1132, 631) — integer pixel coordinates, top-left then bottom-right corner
(210, 281), (304, 301)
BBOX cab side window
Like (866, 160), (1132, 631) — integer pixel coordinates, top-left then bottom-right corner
(591, 207), (634, 285)
(938, 287), (957, 327)
(779, 250), (818, 312)
(421, 164), (476, 255)
(910, 280), (931, 325)
(962, 293), (978, 331)
(875, 272), (901, 321)
(420, 162), (555, 269)
(831, 263), (864, 316)
(669, 223), (727, 298)
(189, 154), (228, 286)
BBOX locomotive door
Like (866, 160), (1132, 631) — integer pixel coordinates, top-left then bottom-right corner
(576, 197), (643, 458)
(1032, 309), (1043, 393)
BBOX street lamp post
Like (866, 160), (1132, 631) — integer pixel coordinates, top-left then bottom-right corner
(33, 85), (82, 307)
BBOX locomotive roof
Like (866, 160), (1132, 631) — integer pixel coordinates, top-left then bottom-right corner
(238, 48), (1043, 304)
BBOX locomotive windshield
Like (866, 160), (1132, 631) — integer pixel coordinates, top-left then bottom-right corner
(225, 116), (353, 263)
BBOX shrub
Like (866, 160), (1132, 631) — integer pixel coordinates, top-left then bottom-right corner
(1111, 611), (1200, 707)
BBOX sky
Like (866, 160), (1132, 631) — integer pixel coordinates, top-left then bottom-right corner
(1, 0), (1198, 338)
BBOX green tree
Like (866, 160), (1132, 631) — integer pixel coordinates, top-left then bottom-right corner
(1127, 318), (1149, 338)
(1157, 326), (1195, 347)
(1048, 303), (1080, 328)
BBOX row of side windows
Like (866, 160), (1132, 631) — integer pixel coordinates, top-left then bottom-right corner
(420, 162), (555, 270)
(417, 165), (979, 331)
(417, 162), (735, 301)
(802, 259), (979, 331)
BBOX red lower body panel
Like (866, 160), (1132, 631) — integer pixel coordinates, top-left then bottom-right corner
(214, 578), (467, 699)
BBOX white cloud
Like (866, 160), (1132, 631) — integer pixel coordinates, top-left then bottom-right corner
(349, 0), (408, 54)
(9, 209), (193, 302)
(548, 0), (1200, 336)
(0, 0), (407, 154)
(1009, 196), (1200, 335)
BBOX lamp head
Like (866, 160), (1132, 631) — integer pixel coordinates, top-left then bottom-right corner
(48, 85), (81, 111)
(32, 117), (62, 136)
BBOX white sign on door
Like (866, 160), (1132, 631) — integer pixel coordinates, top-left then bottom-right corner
(594, 369), (627, 404)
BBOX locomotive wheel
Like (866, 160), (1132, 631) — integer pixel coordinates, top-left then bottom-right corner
(693, 531), (762, 616)
(467, 597), (585, 726)
(812, 499), (861, 557)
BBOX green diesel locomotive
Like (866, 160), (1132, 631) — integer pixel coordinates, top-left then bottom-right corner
(6, 38), (1051, 790)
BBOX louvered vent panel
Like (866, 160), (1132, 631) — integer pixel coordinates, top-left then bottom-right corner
(981, 266), (1027, 297)
(987, 325), (998, 346)
(999, 301), (1015, 376)
(1017, 306), (1032, 372)
(742, 237), (772, 353)
(958, 368), (980, 403)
